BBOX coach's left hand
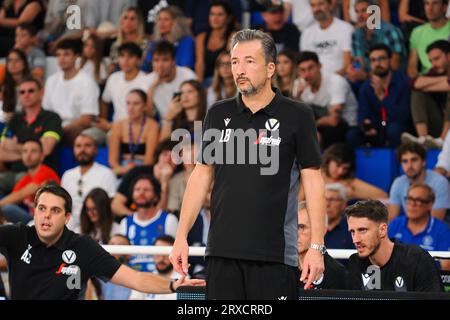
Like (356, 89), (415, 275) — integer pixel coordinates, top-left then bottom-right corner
(300, 249), (324, 290)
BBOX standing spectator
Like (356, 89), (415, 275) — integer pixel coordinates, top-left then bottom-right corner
(408, 0), (449, 78)
(388, 142), (450, 221)
(43, 39), (100, 146)
(159, 79), (206, 142)
(349, 44), (412, 147)
(143, 6), (195, 72)
(61, 133), (118, 232)
(108, 89), (160, 176)
(274, 49), (297, 98)
(0, 77), (61, 194)
(389, 183), (450, 270)
(146, 41), (197, 120)
(206, 50), (236, 107)
(402, 40), (450, 148)
(0, 139), (60, 224)
(195, 1), (237, 84)
(79, 34), (108, 86)
(435, 130), (450, 177)
(0, 0), (45, 57)
(80, 188), (121, 244)
(301, 0), (354, 76)
(14, 22), (46, 80)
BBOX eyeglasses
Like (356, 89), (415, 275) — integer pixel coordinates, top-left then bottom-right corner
(78, 178), (83, 197)
(19, 89), (36, 95)
(404, 196), (431, 206)
(369, 56), (388, 63)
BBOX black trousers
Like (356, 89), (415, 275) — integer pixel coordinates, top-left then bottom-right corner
(205, 256), (300, 300)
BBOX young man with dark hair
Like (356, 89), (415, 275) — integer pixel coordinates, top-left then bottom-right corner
(388, 142), (450, 221)
(0, 184), (203, 299)
(14, 22), (46, 80)
(346, 199), (444, 292)
(43, 39), (100, 145)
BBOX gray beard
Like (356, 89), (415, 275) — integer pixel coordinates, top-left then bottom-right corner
(238, 78), (267, 97)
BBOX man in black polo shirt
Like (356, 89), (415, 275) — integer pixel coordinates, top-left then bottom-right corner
(0, 77), (61, 195)
(170, 29), (327, 299)
(346, 200), (443, 292)
(0, 185), (204, 299)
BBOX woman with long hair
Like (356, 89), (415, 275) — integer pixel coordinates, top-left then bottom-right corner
(207, 50), (236, 107)
(142, 6), (195, 71)
(274, 49), (297, 98)
(160, 79), (207, 142)
(80, 188), (120, 244)
(79, 34), (107, 85)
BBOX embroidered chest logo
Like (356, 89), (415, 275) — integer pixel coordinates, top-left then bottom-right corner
(20, 244), (32, 264)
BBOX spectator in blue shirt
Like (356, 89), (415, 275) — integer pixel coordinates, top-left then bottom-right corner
(389, 183), (450, 270)
(347, 44), (413, 148)
(324, 183), (354, 250)
(388, 142), (450, 221)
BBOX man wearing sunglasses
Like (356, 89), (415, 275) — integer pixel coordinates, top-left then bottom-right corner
(389, 183), (450, 271)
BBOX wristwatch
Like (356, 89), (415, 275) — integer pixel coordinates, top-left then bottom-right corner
(310, 243), (327, 255)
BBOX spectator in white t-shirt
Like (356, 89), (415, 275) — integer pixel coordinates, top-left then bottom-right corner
(146, 40), (197, 120)
(43, 39), (100, 145)
(300, 0), (354, 76)
(293, 51), (358, 149)
(435, 130), (450, 178)
(61, 133), (118, 232)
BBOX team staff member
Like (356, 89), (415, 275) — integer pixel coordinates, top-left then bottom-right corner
(0, 185), (204, 300)
(346, 200), (443, 292)
(170, 29), (326, 300)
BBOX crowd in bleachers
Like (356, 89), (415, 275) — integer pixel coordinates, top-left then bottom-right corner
(0, 0), (449, 299)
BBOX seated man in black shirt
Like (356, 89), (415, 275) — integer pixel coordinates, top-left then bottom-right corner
(346, 199), (443, 292)
(298, 201), (347, 290)
(0, 185), (204, 300)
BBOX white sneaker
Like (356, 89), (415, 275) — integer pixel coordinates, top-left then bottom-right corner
(424, 135), (444, 149)
(401, 132), (426, 144)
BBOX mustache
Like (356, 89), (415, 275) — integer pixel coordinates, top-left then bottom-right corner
(236, 76), (250, 82)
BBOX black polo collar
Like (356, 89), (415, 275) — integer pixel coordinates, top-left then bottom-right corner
(28, 225), (73, 251)
(235, 86), (282, 117)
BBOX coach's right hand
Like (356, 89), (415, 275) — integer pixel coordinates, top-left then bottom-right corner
(170, 237), (190, 276)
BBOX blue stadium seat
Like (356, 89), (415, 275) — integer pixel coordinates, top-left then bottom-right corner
(58, 146), (110, 176)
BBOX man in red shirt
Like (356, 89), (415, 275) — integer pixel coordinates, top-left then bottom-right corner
(0, 139), (60, 223)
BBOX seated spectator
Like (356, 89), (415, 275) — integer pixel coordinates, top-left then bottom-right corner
(348, 44), (412, 148)
(274, 49), (297, 98)
(294, 51), (358, 149)
(137, 0), (185, 36)
(101, 43), (151, 132)
(350, 0), (406, 84)
(301, 0), (354, 76)
(0, 139), (60, 224)
(146, 41), (197, 120)
(109, 8), (148, 72)
(195, 1), (237, 84)
(399, 0), (427, 46)
(343, 0), (391, 25)
(402, 40), (450, 148)
(388, 142), (450, 221)
(256, 2), (300, 54)
(0, 0), (45, 57)
(118, 174), (178, 273)
(43, 39), (100, 146)
(14, 23), (46, 80)
(111, 140), (177, 217)
(61, 134), (118, 232)
(389, 183), (450, 270)
(129, 235), (182, 300)
(109, 89), (160, 176)
(407, 0), (449, 78)
(1, 48), (31, 117)
(143, 6), (195, 72)
(324, 183), (354, 250)
(0, 77), (61, 194)
(160, 79), (206, 142)
(79, 34), (108, 86)
(207, 50), (236, 107)
(298, 201), (348, 290)
(346, 199), (444, 291)
(320, 143), (388, 200)
(80, 188), (121, 244)
(435, 130), (450, 177)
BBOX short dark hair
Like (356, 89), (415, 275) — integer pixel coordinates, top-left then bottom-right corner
(19, 76), (42, 90)
(17, 22), (38, 36)
(152, 40), (176, 59)
(128, 89), (148, 103)
(154, 234), (175, 245)
(35, 185), (72, 214)
(345, 200), (388, 223)
(55, 38), (82, 55)
(23, 138), (43, 151)
(297, 51), (320, 65)
(396, 142), (426, 162)
(118, 42), (143, 58)
(426, 40), (450, 55)
(230, 29), (277, 63)
(154, 139), (178, 163)
(368, 43), (392, 59)
(130, 174), (162, 199)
